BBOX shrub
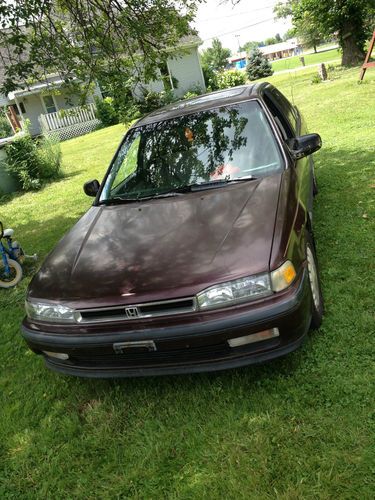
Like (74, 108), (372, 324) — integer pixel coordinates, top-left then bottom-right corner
(311, 73), (322, 84)
(201, 64), (219, 91)
(5, 126), (61, 191)
(95, 96), (119, 126)
(246, 48), (273, 81)
(183, 85), (204, 100)
(216, 70), (247, 89)
(36, 134), (62, 179)
(0, 110), (13, 138)
(137, 89), (177, 114)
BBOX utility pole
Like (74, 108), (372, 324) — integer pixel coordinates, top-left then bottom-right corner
(235, 34), (241, 54)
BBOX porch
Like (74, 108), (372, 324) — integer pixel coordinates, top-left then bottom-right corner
(39, 103), (100, 141)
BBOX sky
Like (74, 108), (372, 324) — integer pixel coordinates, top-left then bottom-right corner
(193, 0), (292, 53)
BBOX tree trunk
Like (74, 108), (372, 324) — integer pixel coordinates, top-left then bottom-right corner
(340, 27), (366, 67)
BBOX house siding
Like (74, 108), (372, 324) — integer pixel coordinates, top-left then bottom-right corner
(133, 46), (205, 100)
(168, 47), (205, 97)
(20, 94), (44, 135)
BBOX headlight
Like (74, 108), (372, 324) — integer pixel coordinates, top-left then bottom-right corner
(25, 300), (78, 323)
(270, 261), (296, 292)
(197, 273), (272, 310)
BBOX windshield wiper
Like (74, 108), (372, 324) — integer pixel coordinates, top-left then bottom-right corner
(98, 197), (140, 205)
(99, 176), (257, 204)
(99, 187), (190, 204)
(188, 175), (257, 191)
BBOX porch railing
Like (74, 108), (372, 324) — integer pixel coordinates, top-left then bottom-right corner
(39, 103), (101, 141)
(40, 103), (97, 131)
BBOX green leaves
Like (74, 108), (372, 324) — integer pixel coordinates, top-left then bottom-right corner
(201, 38), (231, 72)
(0, 0), (202, 99)
(274, 0), (375, 65)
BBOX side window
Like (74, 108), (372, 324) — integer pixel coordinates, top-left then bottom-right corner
(263, 90), (294, 140)
(271, 88), (299, 134)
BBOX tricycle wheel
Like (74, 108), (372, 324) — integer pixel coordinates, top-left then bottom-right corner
(0, 258), (23, 288)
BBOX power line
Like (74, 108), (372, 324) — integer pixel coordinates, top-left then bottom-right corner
(202, 17), (275, 41)
(198, 4), (275, 23)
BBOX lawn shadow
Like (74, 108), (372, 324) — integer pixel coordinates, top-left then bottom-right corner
(12, 144), (375, 420)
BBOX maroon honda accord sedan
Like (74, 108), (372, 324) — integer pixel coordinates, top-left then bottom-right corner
(22, 83), (324, 377)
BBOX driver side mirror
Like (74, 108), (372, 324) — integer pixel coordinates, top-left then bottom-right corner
(287, 133), (322, 160)
(83, 179), (100, 197)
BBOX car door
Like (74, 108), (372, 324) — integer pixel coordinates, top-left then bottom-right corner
(262, 86), (313, 218)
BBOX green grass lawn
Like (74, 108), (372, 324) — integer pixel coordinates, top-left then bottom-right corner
(271, 48), (341, 72)
(1, 67), (375, 498)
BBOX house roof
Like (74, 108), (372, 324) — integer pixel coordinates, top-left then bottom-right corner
(7, 75), (69, 100)
(228, 51), (247, 63)
(260, 39), (300, 55)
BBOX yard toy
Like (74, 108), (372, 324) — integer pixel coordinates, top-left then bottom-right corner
(0, 221), (37, 288)
(359, 30), (375, 81)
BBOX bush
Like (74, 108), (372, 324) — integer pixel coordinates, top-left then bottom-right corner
(36, 134), (62, 179)
(201, 64), (219, 91)
(95, 97), (119, 126)
(183, 85), (204, 100)
(216, 70), (247, 89)
(0, 110), (13, 138)
(5, 127), (61, 191)
(246, 48), (273, 81)
(137, 89), (177, 114)
(311, 73), (322, 84)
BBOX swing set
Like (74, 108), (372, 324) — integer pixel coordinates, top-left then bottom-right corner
(359, 30), (375, 81)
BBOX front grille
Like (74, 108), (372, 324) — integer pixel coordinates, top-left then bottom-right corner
(77, 297), (196, 324)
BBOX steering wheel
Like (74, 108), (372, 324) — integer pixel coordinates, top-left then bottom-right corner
(0, 221), (3, 239)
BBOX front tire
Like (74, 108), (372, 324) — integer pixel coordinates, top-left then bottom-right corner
(306, 233), (323, 329)
(0, 258), (23, 288)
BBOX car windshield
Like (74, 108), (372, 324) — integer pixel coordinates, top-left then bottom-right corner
(100, 101), (283, 202)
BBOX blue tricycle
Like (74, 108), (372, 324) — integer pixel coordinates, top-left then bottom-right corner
(0, 221), (37, 288)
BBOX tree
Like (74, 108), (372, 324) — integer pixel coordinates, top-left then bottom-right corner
(240, 41), (260, 54)
(265, 37), (278, 46)
(282, 28), (296, 41)
(274, 0), (375, 66)
(246, 48), (273, 81)
(200, 38), (231, 71)
(274, 2), (321, 52)
(296, 12), (322, 53)
(0, 0), (201, 99)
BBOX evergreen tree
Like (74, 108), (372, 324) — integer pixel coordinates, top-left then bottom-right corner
(246, 49), (274, 81)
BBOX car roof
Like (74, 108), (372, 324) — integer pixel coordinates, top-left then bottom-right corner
(131, 83), (270, 129)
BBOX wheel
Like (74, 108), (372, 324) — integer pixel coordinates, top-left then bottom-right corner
(306, 233), (323, 329)
(0, 258), (23, 288)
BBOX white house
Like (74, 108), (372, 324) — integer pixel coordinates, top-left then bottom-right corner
(136, 35), (206, 98)
(0, 35), (206, 141)
(260, 39), (302, 61)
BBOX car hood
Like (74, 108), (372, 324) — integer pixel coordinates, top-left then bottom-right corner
(29, 175), (282, 308)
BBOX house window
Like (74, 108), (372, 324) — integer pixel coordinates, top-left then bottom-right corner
(43, 95), (57, 114)
(159, 62), (174, 91)
(11, 104), (20, 116)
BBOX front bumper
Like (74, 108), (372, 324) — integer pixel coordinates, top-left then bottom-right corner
(21, 269), (312, 378)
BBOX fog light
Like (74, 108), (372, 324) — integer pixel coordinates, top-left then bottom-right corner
(42, 351), (69, 360)
(228, 328), (279, 347)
